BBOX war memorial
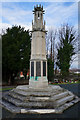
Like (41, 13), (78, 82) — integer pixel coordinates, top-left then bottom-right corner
(0, 5), (80, 114)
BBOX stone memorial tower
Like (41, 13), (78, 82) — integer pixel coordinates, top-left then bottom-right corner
(1, 5), (79, 114)
(29, 5), (48, 89)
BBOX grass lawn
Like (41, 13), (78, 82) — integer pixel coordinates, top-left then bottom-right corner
(0, 87), (15, 92)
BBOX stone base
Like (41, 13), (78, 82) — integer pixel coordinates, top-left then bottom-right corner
(29, 77), (48, 89)
(0, 85), (80, 114)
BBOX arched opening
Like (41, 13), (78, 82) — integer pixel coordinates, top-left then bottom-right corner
(38, 12), (40, 20)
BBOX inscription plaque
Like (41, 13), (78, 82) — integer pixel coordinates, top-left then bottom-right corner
(36, 62), (41, 76)
(43, 61), (46, 76)
(31, 62), (34, 76)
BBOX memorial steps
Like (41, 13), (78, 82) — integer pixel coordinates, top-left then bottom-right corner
(1, 5), (80, 114)
(1, 85), (80, 114)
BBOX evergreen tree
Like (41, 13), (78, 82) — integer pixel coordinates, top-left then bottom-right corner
(47, 58), (54, 82)
(56, 24), (77, 78)
(2, 25), (31, 84)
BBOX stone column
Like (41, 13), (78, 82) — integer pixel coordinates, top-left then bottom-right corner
(34, 61), (36, 79)
(29, 5), (48, 88)
(46, 61), (47, 78)
(41, 61), (43, 77)
(30, 61), (31, 77)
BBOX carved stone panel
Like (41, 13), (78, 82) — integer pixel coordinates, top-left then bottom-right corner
(36, 61), (41, 76)
(31, 62), (34, 76)
(43, 61), (46, 76)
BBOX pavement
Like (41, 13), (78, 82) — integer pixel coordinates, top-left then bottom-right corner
(0, 84), (80, 120)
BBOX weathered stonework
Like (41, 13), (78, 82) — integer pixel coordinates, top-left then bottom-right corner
(0, 5), (80, 114)
(29, 5), (48, 89)
(1, 85), (80, 114)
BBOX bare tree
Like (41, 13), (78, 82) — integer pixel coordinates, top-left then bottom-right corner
(46, 33), (50, 58)
(46, 28), (56, 61)
(46, 28), (56, 81)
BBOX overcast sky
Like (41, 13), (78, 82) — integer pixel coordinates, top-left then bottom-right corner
(0, 1), (80, 69)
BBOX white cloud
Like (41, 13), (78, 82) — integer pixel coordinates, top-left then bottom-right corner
(70, 60), (78, 69)
(0, 23), (11, 34)
(45, 2), (78, 29)
(70, 54), (78, 69)
(1, 3), (32, 33)
(2, 6), (32, 25)
(0, 23), (32, 34)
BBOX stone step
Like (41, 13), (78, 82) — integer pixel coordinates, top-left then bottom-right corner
(1, 85), (80, 114)
(1, 96), (79, 114)
(9, 90), (69, 102)
(29, 96), (50, 102)
(50, 91), (69, 102)
(2, 94), (54, 108)
(13, 88), (64, 97)
(27, 91), (69, 102)
(9, 91), (27, 101)
(9, 91), (69, 103)
(16, 85), (63, 92)
(13, 89), (52, 97)
(9, 91), (50, 102)
(54, 95), (75, 108)
(3, 92), (75, 109)
(0, 99), (21, 113)
(2, 94), (22, 106)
